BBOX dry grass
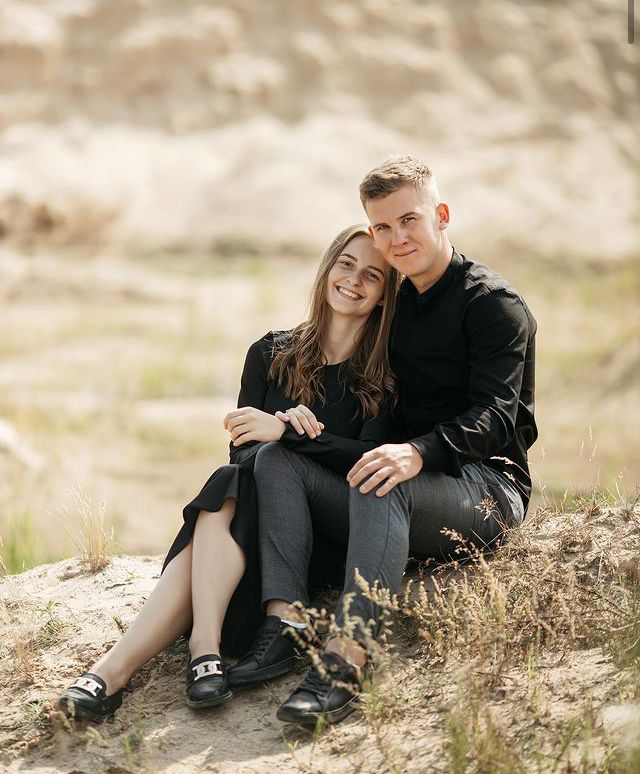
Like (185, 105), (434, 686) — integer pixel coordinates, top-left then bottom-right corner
(280, 490), (640, 772)
(0, 498), (639, 772)
(60, 485), (112, 573)
(0, 556), (68, 687)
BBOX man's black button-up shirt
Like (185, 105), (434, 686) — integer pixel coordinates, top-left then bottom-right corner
(390, 249), (538, 512)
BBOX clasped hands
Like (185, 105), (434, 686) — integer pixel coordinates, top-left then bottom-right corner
(224, 404), (423, 496)
(223, 404), (324, 447)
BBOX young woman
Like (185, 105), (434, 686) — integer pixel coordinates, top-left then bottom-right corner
(58, 224), (398, 723)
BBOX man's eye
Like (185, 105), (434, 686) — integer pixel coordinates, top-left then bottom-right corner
(375, 225), (388, 232)
(402, 216), (415, 224)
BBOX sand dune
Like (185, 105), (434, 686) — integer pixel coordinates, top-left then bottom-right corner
(0, 0), (637, 256)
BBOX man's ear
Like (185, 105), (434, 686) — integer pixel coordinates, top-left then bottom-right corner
(368, 225), (374, 237)
(437, 203), (450, 229)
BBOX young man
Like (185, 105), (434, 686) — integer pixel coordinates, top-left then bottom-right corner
(229, 155), (537, 726)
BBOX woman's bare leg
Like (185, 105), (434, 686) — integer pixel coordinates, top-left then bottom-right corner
(87, 499), (245, 693)
(90, 543), (194, 695)
(188, 499), (246, 658)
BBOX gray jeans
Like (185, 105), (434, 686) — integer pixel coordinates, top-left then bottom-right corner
(253, 442), (524, 640)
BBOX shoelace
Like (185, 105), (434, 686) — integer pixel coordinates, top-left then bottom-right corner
(252, 623), (284, 660)
(299, 664), (333, 698)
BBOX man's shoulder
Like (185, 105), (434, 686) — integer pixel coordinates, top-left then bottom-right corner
(459, 252), (526, 304)
(458, 253), (536, 330)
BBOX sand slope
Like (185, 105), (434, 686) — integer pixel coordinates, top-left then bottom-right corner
(2, 502), (640, 772)
(0, 0), (638, 257)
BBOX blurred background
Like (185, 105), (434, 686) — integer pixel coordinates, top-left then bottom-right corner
(0, 0), (638, 571)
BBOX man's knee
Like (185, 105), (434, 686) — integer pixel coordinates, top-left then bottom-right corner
(349, 482), (407, 521)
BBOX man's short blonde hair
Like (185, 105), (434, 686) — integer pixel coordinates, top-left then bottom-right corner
(359, 155), (439, 207)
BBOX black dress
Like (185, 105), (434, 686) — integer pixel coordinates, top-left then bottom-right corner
(162, 331), (391, 657)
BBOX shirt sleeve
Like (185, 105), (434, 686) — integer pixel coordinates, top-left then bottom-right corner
(279, 405), (391, 475)
(409, 290), (531, 476)
(229, 338), (271, 466)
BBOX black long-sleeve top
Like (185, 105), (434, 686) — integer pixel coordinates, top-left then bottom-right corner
(230, 331), (390, 474)
(391, 249), (538, 511)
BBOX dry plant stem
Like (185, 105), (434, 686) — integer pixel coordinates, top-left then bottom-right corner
(91, 544), (193, 695)
(188, 498), (245, 659)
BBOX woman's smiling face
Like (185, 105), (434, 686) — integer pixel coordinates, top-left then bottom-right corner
(325, 234), (387, 318)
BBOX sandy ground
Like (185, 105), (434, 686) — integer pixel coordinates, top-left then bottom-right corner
(1, 502), (639, 772)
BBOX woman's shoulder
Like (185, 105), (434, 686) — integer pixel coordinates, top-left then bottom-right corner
(246, 330), (294, 363)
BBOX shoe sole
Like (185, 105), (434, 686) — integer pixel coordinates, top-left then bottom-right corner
(276, 695), (359, 726)
(186, 690), (233, 709)
(58, 697), (116, 724)
(228, 656), (301, 689)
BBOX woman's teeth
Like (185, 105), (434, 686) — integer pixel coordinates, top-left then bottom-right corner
(337, 286), (363, 300)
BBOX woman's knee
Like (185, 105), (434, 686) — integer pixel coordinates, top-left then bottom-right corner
(253, 441), (287, 471)
(254, 441), (305, 481)
(195, 498), (236, 528)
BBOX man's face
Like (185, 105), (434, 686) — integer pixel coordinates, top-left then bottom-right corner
(365, 184), (449, 290)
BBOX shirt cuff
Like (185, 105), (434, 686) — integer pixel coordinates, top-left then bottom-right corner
(280, 424), (307, 446)
(409, 432), (450, 472)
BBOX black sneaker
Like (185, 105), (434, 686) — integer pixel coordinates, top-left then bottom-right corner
(227, 615), (308, 689)
(186, 654), (232, 709)
(276, 652), (362, 726)
(58, 673), (124, 723)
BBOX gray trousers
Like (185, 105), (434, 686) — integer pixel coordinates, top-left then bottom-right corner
(253, 442), (524, 640)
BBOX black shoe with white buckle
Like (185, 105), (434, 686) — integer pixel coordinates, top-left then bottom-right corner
(58, 673), (124, 723)
(227, 615), (309, 689)
(186, 654), (232, 709)
(276, 652), (362, 726)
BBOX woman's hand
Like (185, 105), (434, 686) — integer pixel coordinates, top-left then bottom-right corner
(275, 405), (325, 439)
(224, 407), (286, 446)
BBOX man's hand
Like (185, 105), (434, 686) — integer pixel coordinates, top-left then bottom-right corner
(224, 407), (286, 446)
(347, 443), (423, 497)
(275, 405), (325, 439)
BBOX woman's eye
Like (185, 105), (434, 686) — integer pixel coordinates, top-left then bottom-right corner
(367, 272), (380, 281)
(339, 259), (352, 267)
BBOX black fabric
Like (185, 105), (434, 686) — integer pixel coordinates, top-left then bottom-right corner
(232, 331), (392, 473)
(391, 248), (538, 512)
(162, 330), (390, 657)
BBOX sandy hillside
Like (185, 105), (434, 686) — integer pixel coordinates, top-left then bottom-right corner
(0, 0), (638, 257)
(1, 500), (640, 772)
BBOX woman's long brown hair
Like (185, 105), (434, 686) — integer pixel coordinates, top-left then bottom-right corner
(269, 224), (399, 418)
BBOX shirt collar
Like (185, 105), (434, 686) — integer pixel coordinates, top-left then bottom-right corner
(399, 247), (462, 307)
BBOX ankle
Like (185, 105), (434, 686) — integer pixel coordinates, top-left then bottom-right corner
(266, 600), (304, 624)
(324, 637), (367, 668)
(189, 634), (221, 660)
(89, 660), (130, 695)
